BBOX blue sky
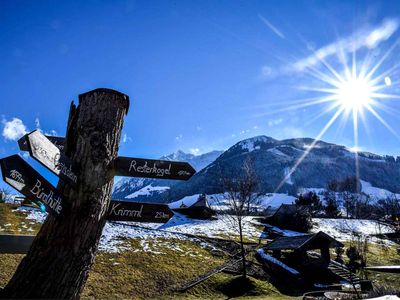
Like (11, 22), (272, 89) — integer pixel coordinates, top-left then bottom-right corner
(1, 0), (400, 188)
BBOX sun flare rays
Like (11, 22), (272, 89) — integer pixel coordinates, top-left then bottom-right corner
(274, 42), (400, 192)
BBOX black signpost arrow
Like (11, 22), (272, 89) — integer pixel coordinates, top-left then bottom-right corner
(25, 130), (78, 187)
(107, 200), (174, 223)
(0, 234), (35, 254)
(114, 157), (196, 180)
(18, 134), (65, 152)
(0, 155), (64, 217)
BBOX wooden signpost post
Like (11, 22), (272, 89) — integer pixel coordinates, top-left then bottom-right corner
(0, 88), (196, 299)
(0, 154), (64, 216)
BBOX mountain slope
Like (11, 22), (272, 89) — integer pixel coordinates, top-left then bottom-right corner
(163, 136), (400, 202)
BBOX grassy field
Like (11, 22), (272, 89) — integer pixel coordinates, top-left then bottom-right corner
(0, 203), (41, 235)
(0, 239), (285, 299)
(2, 202), (399, 298)
(363, 242), (400, 288)
(338, 240), (400, 290)
(0, 203), (288, 299)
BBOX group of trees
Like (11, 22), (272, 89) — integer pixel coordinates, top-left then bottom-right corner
(292, 176), (400, 221)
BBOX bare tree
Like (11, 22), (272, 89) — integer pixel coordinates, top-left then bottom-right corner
(216, 158), (260, 278)
(377, 194), (400, 220)
(0, 187), (12, 203)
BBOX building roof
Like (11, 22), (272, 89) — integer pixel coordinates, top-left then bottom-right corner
(271, 204), (309, 218)
(264, 231), (343, 251)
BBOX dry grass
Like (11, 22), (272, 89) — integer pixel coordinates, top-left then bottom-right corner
(0, 203), (294, 299)
(0, 203), (41, 235)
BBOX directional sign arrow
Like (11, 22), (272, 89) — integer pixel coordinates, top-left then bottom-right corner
(0, 234), (35, 254)
(26, 130), (78, 187)
(114, 157), (196, 180)
(18, 134), (65, 152)
(107, 200), (174, 223)
(0, 155), (64, 217)
(18, 135), (196, 181)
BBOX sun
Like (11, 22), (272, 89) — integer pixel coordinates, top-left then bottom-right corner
(335, 76), (375, 112)
(274, 48), (400, 193)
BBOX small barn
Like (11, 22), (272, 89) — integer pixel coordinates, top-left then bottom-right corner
(264, 231), (343, 262)
(269, 204), (309, 224)
(264, 204), (312, 232)
(172, 194), (214, 219)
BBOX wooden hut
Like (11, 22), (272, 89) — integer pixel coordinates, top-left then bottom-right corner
(172, 194), (214, 219)
(264, 231), (343, 262)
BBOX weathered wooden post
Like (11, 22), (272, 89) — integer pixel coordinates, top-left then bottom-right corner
(0, 88), (129, 299)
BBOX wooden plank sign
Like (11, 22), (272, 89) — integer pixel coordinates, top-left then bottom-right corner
(0, 234), (35, 254)
(115, 157), (196, 180)
(107, 200), (174, 223)
(0, 155), (64, 217)
(18, 134), (65, 152)
(26, 130), (78, 187)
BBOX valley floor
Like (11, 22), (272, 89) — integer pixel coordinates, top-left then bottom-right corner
(0, 203), (399, 299)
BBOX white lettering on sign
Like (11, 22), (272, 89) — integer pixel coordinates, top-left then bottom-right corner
(29, 179), (62, 214)
(128, 160), (171, 177)
(10, 170), (24, 184)
(33, 143), (54, 165)
(178, 170), (191, 176)
(33, 144), (77, 184)
(110, 202), (143, 218)
(155, 211), (170, 219)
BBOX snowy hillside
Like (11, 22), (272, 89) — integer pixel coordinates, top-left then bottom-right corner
(112, 150), (223, 200)
(164, 135), (400, 202)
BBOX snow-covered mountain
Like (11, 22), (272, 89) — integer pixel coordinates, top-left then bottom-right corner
(112, 150), (223, 201)
(163, 135), (400, 203)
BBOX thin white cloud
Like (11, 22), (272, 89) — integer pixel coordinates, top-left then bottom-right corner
(189, 148), (200, 155)
(175, 134), (183, 141)
(258, 14), (285, 39)
(291, 18), (399, 72)
(44, 130), (58, 136)
(35, 117), (40, 129)
(2, 118), (27, 141)
(268, 118), (283, 127)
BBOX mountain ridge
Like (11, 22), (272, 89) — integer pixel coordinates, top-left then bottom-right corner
(113, 135), (400, 203)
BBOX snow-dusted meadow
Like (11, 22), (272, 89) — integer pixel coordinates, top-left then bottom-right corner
(5, 179), (397, 254)
(17, 199), (398, 254)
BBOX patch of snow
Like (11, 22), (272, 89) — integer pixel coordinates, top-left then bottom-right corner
(258, 193), (296, 208)
(312, 218), (395, 241)
(99, 213), (261, 253)
(361, 180), (398, 200)
(267, 147), (289, 158)
(284, 167), (293, 185)
(238, 136), (273, 152)
(257, 249), (300, 275)
(255, 223), (303, 237)
(125, 184), (169, 199)
(159, 213), (261, 239)
(367, 296), (400, 300)
(169, 194), (201, 209)
(17, 207), (48, 223)
(113, 177), (146, 193)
